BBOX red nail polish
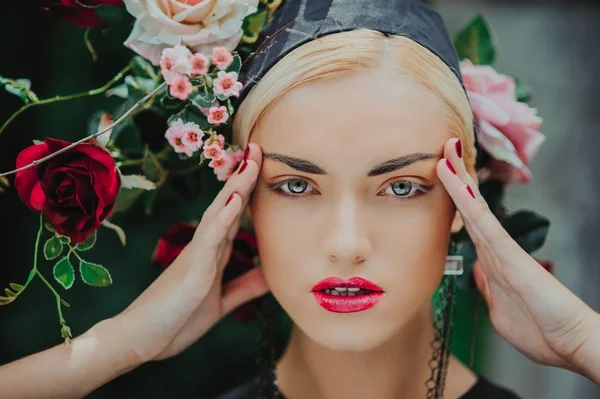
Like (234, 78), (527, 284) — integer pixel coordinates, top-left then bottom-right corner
(466, 185), (476, 199)
(238, 160), (248, 174)
(225, 194), (234, 206)
(455, 139), (462, 158)
(243, 145), (250, 161)
(446, 159), (456, 174)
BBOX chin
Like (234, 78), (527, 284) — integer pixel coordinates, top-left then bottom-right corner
(297, 315), (400, 352)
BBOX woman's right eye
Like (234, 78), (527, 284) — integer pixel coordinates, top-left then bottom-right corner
(271, 179), (317, 197)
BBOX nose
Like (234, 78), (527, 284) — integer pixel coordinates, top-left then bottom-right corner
(322, 195), (372, 266)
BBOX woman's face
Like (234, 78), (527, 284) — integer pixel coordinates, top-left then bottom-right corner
(249, 67), (459, 351)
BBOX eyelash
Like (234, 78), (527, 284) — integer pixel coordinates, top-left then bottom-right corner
(268, 178), (431, 200)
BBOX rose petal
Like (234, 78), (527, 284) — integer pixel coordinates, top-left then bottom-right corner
(14, 142), (51, 210)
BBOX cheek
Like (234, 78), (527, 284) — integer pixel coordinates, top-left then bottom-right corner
(249, 187), (313, 298)
(380, 192), (456, 303)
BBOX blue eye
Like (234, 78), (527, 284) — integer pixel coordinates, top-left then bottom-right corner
(273, 179), (316, 196)
(381, 180), (428, 198)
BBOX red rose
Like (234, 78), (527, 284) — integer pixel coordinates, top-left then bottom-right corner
(14, 138), (120, 243)
(45, 0), (123, 28)
(533, 257), (554, 274)
(151, 221), (198, 271)
(152, 222), (260, 324)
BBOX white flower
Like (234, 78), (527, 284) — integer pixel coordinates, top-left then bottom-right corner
(123, 0), (259, 65)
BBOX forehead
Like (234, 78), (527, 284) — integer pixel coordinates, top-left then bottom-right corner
(253, 69), (450, 166)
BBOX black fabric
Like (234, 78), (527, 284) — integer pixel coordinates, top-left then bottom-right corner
(237, 0), (464, 105)
(213, 371), (522, 399)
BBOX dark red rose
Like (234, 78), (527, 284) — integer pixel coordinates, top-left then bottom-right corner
(44, 0), (123, 28)
(151, 221), (198, 271)
(533, 257), (554, 274)
(152, 222), (260, 324)
(14, 138), (120, 243)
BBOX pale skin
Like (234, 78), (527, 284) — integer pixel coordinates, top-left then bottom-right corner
(0, 69), (599, 398)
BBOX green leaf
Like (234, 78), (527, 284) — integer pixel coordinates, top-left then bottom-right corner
(142, 148), (163, 182)
(242, 9), (268, 43)
(106, 83), (129, 99)
(132, 56), (158, 80)
(143, 189), (160, 216)
(44, 236), (64, 260)
(215, 92), (230, 102)
(180, 105), (211, 129)
(9, 283), (24, 292)
(25, 269), (36, 285)
(479, 179), (506, 216)
(4, 288), (16, 297)
(79, 260), (112, 287)
(502, 210), (550, 253)
(53, 257), (75, 290)
(112, 188), (144, 213)
(4, 78), (35, 103)
(76, 231), (97, 252)
(191, 91), (216, 109)
(159, 93), (185, 110)
(125, 75), (157, 93)
(226, 54), (242, 74)
(514, 77), (532, 102)
(58, 236), (71, 244)
(453, 15), (497, 65)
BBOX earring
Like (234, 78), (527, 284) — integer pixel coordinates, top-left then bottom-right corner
(444, 238), (464, 276)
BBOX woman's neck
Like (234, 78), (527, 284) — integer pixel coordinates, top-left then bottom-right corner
(275, 302), (439, 399)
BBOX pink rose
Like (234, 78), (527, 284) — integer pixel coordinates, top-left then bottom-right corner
(460, 59), (545, 183)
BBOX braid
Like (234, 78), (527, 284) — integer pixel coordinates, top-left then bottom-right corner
(425, 239), (460, 399)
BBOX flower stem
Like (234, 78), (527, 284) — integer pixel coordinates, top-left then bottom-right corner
(33, 214), (71, 340)
(0, 62), (134, 137)
(0, 81), (167, 178)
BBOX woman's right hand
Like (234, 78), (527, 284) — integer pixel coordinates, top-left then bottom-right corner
(116, 142), (269, 363)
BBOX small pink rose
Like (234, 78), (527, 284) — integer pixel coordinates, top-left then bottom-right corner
(203, 143), (223, 160)
(207, 106), (229, 125)
(190, 53), (210, 75)
(211, 47), (234, 70)
(213, 71), (243, 98)
(169, 75), (193, 100)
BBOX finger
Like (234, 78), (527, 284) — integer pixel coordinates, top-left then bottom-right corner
(202, 143), (263, 222)
(444, 138), (479, 195)
(473, 261), (492, 307)
(197, 193), (243, 252)
(221, 267), (269, 316)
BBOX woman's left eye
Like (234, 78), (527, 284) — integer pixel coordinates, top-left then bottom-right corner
(380, 180), (428, 199)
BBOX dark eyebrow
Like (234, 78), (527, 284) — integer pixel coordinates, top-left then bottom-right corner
(263, 152), (442, 176)
(263, 153), (326, 174)
(368, 152), (442, 176)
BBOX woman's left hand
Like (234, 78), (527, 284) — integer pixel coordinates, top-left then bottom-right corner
(437, 137), (600, 382)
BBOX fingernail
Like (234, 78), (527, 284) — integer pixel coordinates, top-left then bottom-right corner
(446, 159), (456, 174)
(243, 145), (250, 161)
(455, 138), (462, 158)
(466, 185), (476, 199)
(238, 160), (248, 174)
(225, 194), (234, 206)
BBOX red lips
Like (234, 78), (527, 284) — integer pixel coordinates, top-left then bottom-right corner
(311, 276), (383, 292)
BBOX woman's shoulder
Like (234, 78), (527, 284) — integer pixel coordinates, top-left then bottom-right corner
(212, 372), (523, 399)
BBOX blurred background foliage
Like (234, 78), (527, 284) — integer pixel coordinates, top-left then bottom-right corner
(1, 1), (599, 398)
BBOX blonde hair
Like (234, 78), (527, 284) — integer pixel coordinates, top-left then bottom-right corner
(233, 29), (476, 172)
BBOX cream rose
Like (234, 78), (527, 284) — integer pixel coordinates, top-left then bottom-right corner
(123, 0), (259, 65)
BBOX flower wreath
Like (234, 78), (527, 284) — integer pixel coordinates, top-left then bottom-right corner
(0, 2), (550, 341)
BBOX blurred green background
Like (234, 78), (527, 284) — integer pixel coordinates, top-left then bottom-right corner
(1, 1), (599, 398)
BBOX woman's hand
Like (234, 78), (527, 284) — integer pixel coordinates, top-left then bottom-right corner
(437, 137), (599, 381)
(117, 142), (269, 363)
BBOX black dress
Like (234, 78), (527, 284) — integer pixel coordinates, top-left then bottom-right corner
(214, 371), (522, 399)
